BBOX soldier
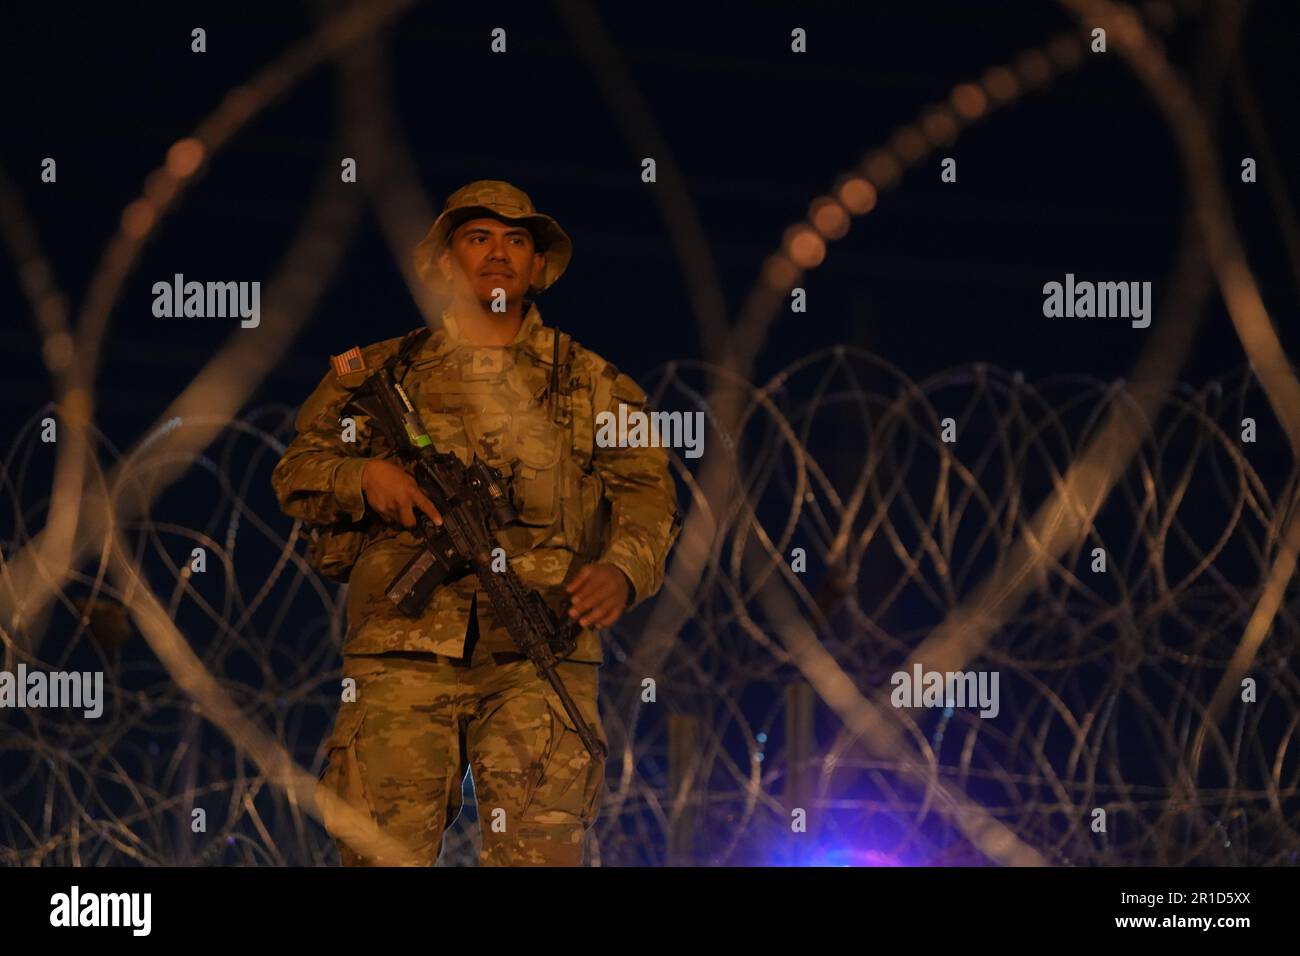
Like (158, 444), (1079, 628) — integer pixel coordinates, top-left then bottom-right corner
(272, 180), (681, 866)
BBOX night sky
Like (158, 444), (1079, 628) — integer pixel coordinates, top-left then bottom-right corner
(4, 0), (1297, 452)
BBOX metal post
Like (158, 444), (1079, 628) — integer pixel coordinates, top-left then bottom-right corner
(785, 682), (815, 866)
(667, 712), (698, 865)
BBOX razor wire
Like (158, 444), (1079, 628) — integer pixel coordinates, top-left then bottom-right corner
(2, 353), (1297, 866)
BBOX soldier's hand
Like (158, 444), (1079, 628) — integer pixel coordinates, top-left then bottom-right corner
(564, 562), (631, 629)
(360, 459), (443, 529)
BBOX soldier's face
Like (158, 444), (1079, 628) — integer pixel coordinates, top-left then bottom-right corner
(439, 217), (546, 308)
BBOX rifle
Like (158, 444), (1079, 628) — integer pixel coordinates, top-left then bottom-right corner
(340, 355), (607, 761)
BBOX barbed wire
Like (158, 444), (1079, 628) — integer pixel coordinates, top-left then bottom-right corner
(3, 356), (1296, 866)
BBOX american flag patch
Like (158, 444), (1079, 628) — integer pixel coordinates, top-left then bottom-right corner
(330, 346), (365, 377)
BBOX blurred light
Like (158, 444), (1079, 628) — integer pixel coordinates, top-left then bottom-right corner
(920, 107), (958, 146)
(803, 845), (903, 867)
(981, 66), (1019, 103)
(219, 86), (258, 125)
(120, 199), (156, 239)
(761, 252), (799, 290)
(166, 138), (204, 178)
(808, 197), (849, 240)
(1046, 35), (1082, 70)
(38, 291), (68, 327)
(1108, 7), (1145, 46)
(835, 176), (877, 215)
(144, 169), (180, 206)
(62, 387), (90, 429)
(1014, 49), (1052, 88)
(950, 83), (987, 121)
(18, 258), (51, 296)
(862, 150), (901, 189)
(42, 330), (73, 372)
(783, 226), (825, 269)
(889, 126), (928, 164)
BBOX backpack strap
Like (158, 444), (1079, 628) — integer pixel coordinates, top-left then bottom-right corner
(394, 325), (435, 385)
(398, 325), (433, 364)
(549, 329), (573, 423)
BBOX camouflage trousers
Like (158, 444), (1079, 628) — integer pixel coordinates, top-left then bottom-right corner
(317, 634), (607, 867)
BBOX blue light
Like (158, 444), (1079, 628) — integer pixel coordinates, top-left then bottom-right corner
(797, 845), (903, 867)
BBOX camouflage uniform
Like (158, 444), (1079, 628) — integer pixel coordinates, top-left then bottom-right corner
(271, 180), (681, 865)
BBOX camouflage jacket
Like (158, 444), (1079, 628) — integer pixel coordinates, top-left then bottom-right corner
(271, 304), (681, 664)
